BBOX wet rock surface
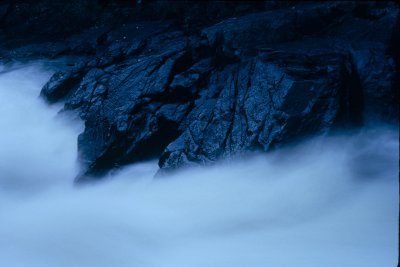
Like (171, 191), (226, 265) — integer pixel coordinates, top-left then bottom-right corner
(1, 1), (398, 180)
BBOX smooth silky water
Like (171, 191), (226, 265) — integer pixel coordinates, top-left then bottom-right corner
(0, 64), (398, 267)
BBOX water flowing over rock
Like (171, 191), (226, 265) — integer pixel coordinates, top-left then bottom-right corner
(1, 1), (398, 180)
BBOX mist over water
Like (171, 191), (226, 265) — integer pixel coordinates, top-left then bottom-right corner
(0, 65), (398, 267)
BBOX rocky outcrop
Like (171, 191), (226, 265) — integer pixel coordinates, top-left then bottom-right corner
(1, 1), (398, 180)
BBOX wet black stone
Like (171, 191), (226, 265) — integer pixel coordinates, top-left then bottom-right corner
(1, 1), (397, 181)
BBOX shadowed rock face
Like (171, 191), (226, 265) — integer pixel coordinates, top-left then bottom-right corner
(1, 1), (398, 181)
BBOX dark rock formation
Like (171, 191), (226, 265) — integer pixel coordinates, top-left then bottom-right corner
(1, 1), (398, 180)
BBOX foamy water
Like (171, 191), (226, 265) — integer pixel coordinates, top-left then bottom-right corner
(0, 65), (398, 267)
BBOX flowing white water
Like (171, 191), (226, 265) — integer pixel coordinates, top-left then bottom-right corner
(0, 65), (398, 267)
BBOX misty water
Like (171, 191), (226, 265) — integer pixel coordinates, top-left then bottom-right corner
(0, 64), (398, 267)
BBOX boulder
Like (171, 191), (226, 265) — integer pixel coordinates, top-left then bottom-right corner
(11, 1), (397, 180)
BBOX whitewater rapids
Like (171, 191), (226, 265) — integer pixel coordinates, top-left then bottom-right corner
(0, 64), (398, 267)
